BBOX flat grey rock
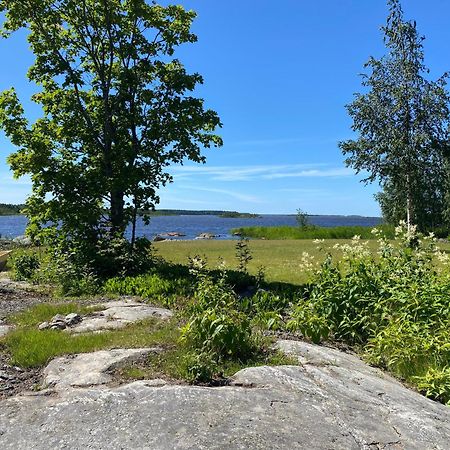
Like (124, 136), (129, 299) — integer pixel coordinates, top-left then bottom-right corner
(42, 348), (158, 389)
(69, 300), (172, 334)
(1, 340), (450, 449)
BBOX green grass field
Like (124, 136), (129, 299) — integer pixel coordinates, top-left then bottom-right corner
(153, 239), (339, 285)
(154, 238), (450, 285)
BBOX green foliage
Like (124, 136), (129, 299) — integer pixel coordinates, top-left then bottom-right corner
(235, 237), (252, 273)
(181, 262), (255, 359)
(296, 208), (310, 228)
(178, 258), (259, 380)
(183, 351), (218, 383)
(10, 251), (40, 281)
(233, 225), (394, 240)
(414, 368), (450, 405)
(104, 272), (192, 307)
(241, 289), (289, 331)
(288, 224), (450, 403)
(339, 0), (450, 230)
(37, 236), (156, 295)
(0, 0), (222, 274)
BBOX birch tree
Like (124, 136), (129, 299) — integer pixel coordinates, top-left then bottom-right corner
(340, 0), (449, 230)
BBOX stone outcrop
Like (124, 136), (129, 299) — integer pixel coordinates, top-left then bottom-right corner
(42, 348), (160, 390)
(68, 299), (172, 334)
(1, 340), (450, 449)
(195, 232), (217, 239)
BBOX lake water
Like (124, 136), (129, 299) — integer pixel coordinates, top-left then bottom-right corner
(0, 214), (382, 240)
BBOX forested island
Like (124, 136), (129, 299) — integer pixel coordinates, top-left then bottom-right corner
(0, 204), (24, 215)
(143, 209), (260, 217)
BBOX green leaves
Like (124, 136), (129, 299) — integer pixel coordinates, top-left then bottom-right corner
(0, 1), (222, 269)
(288, 226), (450, 403)
(340, 0), (450, 230)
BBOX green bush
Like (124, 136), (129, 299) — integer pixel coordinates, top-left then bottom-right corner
(10, 251), (40, 281)
(180, 259), (257, 378)
(287, 223), (450, 404)
(41, 250), (100, 296)
(183, 351), (219, 383)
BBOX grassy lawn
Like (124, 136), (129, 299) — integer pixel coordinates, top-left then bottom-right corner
(154, 239), (370, 285)
(154, 239), (450, 285)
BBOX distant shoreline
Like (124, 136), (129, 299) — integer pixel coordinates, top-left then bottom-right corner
(0, 206), (381, 220)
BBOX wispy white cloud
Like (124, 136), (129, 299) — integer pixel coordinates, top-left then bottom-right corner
(178, 185), (262, 203)
(170, 164), (353, 182)
(276, 187), (329, 194)
(264, 168), (353, 179)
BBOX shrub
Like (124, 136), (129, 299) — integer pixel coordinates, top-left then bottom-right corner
(235, 237), (252, 273)
(183, 351), (218, 383)
(180, 258), (257, 377)
(296, 208), (310, 228)
(104, 272), (192, 307)
(10, 251), (40, 281)
(287, 223), (450, 403)
(41, 249), (100, 296)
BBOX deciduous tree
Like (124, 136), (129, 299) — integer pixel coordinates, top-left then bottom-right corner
(0, 0), (222, 272)
(339, 0), (449, 230)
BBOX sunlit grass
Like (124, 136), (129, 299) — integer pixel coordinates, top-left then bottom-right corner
(10, 303), (102, 327)
(2, 317), (179, 368)
(154, 239), (450, 285)
(232, 224), (394, 240)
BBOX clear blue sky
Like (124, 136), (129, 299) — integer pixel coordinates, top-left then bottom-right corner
(1, 0), (450, 215)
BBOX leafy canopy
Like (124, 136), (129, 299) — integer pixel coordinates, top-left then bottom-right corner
(339, 0), (450, 230)
(0, 0), (222, 254)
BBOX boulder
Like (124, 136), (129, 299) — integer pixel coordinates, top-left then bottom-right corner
(160, 232), (186, 237)
(68, 300), (172, 334)
(39, 313), (83, 331)
(195, 232), (217, 240)
(42, 348), (159, 390)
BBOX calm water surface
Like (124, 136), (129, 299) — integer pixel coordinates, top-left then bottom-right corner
(0, 214), (382, 240)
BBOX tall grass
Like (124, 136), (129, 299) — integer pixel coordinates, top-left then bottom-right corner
(232, 225), (394, 240)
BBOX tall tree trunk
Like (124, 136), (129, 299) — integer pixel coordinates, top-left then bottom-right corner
(110, 190), (125, 236)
